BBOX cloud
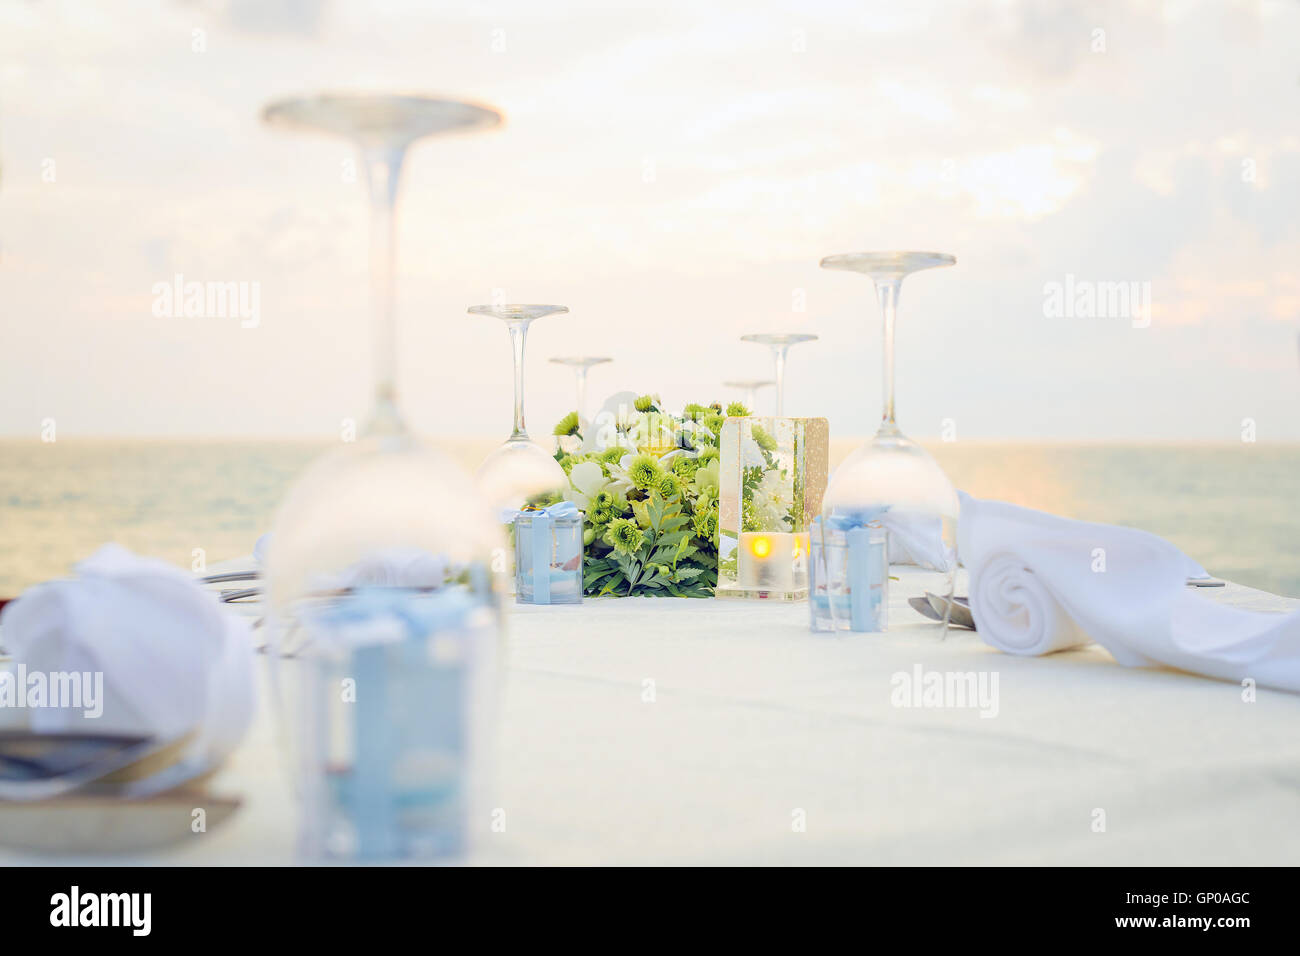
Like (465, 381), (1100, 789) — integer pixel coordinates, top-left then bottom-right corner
(2, 0), (1298, 438)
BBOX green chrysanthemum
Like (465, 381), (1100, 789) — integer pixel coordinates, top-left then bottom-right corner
(633, 394), (657, 413)
(626, 453), (662, 490)
(682, 402), (709, 421)
(672, 455), (700, 479)
(693, 507), (718, 540)
(696, 445), (719, 464)
(591, 489), (616, 511)
(606, 517), (645, 555)
(726, 401), (750, 417)
(599, 446), (625, 464)
(703, 413), (725, 433)
(751, 425), (778, 452)
(656, 472), (684, 499)
(554, 411), (581, 437)
(590, 505), (614, 526)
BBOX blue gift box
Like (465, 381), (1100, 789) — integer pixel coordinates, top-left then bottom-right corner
(809, 514), (887, 632)
(513, 502), (584, 605)
(300, 581), (495, 860)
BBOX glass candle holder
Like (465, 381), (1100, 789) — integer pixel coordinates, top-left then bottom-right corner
(514, 505), (584, 605)
(295, 580), (498, 861)
(716, 416), (828, 601)
(809, 516), (888, 632)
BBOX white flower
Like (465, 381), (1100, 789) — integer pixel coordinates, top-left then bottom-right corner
(676, 419), (717, 448)
(634, 411), (677, 448)
(581, 391), (640, 453)
(739, 435), (766, 469)
(601, 454), (637, 496)
(563, 461), (611, 511)
(691, 458), (720, 497)
(751, 469), (793, 531)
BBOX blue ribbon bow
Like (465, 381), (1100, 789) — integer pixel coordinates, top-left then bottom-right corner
(825, 505), (889, 531)
(517, 501), (580, 521)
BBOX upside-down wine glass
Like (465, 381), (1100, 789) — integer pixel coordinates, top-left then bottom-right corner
(471, 304), (569, 513)
(549, 355), (612, 425)
(816, 251), (958, 633)
(261, 93), (504, 860)
(722, 379), (774, 413)
(740, 333), (818, 416)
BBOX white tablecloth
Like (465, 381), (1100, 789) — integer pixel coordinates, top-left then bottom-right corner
(4, 576), (1300, 865)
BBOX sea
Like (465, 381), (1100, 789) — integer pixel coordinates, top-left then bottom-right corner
(1, 439), (1297, 599)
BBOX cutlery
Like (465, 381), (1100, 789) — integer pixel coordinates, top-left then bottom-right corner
(0, 731), (196, 803)
(199, 570), (259, 585)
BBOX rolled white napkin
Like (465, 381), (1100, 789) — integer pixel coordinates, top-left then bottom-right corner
(958, 492), (1300, 691)
(0, 544), (256, 765)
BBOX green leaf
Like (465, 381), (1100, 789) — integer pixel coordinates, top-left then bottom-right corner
(651, 530), (688, 552)
(651, 495), (666, 530)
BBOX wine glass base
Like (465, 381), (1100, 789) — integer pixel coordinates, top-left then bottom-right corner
(819, 251), (956, 278)
(740, 333), (819, 348)
(262, 93), (502, 146)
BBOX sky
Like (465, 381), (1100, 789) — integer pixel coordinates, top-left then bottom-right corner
(1, 0), (1298, 441)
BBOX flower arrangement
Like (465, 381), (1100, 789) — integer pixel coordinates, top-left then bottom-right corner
(544, 395), (755, 597)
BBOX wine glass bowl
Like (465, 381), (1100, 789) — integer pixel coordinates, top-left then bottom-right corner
(476, 439), (567, 513)
(266, 436), (499, 611)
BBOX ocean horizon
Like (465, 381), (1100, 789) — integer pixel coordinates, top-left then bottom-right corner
(2, 437), (1297, 599)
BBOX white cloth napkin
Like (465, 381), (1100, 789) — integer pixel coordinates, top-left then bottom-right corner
(0, 544), (256, 765)
(958, 492), (1300, 691)
(881, 511), (955, 572)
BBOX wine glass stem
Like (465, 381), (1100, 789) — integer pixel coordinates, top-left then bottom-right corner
(575, 367), (588, 421)
(508, 321), (530, 440)
(772, 347), (788, 417)
(363, 146), (406, 436)
(875, 278), (902, 437)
